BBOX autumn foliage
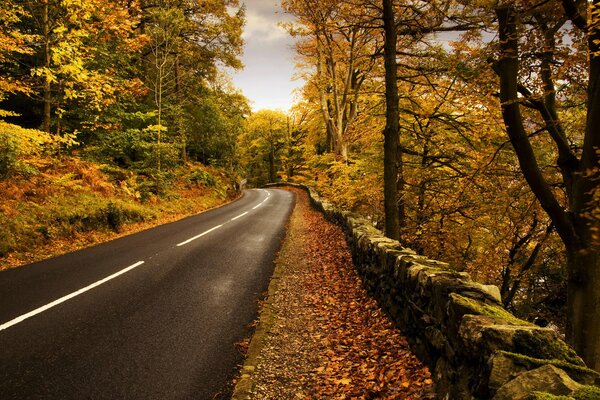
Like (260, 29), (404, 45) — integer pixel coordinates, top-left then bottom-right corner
(248, 188), (433, 399)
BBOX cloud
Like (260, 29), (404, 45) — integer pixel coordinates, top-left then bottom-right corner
(243, 9), (288, 42)
(233, 0), (304, 111)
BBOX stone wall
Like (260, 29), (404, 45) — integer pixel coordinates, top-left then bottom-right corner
(264, 183), (599, 399)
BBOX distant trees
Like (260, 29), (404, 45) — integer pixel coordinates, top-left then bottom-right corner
(239, 110), (288, 185)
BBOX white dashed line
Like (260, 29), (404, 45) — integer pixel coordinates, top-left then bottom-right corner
(231, 212), (248, 221)
(176, 225), (223, 247)
(177, 191), (269, 246)
(0, 261), (145, 332)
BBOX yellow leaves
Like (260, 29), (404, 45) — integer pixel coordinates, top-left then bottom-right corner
(0, 1), (36, 100)
(334, 377), (352, 385)
(53, 25), (68, 35)
(31, 67), (57, 84)
(145, 124), (168, 133)
(0, 121), (54, 156)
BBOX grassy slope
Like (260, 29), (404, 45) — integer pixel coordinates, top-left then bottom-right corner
(0, 156), (237, 270)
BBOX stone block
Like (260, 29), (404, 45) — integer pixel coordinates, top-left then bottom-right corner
(492, 365), (581, 400)
(488, 353), (528, 393)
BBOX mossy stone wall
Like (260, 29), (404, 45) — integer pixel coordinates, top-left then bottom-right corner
(264, 183), (599, 399)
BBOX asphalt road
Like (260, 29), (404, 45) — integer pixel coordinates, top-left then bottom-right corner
(0, 188), (294, 399)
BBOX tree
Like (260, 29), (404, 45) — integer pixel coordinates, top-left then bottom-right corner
(144, 2), (186, 170)
(493, 1), (600, 370)
(19, 0), (143, 134)
(283, 0), (378, 162)
(140, 0), (245, 168)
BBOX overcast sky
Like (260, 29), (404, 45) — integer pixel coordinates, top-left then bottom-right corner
(231, 0), (303, 112)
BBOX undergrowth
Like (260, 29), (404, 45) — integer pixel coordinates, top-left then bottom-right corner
(0, 156), (236, 269)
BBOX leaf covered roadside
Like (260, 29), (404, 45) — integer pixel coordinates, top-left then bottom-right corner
(241, 188), (434, 399)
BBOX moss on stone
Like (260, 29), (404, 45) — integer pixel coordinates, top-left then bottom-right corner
(451, 293), (533, 326)
(572, 385), (600, 400)
(530, 387), (600, 400)
(529, 392), (573, 400)
(513, 330), (584, 366)
(499, 351), (599, 384)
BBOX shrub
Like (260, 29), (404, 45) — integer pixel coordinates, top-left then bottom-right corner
(188, 169), (217, 187)
(0, 132), (18, 179)
(106, 202), (123, 231)
(0, 217), (15, 256)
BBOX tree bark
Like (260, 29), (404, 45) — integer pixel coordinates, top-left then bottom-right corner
(496, 7), (577, 249)
(567, 251), (600, 371)
(382, 0), (401, 240)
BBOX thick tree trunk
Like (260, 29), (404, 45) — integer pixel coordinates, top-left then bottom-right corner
(382, 0), (401, 240)
(567, 251), (600, 371)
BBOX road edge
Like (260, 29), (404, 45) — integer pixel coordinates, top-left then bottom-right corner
(230, 190), (296, 400)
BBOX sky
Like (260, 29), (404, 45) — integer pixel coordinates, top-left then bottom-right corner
(231, 0), (304, 112)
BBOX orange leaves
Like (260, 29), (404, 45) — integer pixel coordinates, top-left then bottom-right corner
(280, 188), (434, 399)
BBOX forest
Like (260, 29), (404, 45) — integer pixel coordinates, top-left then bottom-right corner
(0, 0), (599, 374)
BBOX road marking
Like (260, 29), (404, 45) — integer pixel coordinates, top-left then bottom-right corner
(0, 261), (145, 332)
(231, 211), (248, 221)
(176, 224), (223, 247)
(252, 204), (261, 210)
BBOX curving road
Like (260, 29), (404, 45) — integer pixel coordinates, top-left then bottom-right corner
(0, 188), (294, 399)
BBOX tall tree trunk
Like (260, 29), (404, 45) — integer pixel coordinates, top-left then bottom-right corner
(382, 0), (401, 240)
(42, 0), (51, 133)
(157, 88), (162, 172)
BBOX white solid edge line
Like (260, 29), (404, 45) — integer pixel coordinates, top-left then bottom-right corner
(252, 204), (261, 210)
(176, 224), (223, 247)
(0, 261), (145, 332)
(231, 211), (248, 221)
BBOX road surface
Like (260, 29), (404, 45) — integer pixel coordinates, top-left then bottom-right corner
(0, 188), (294, 399)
